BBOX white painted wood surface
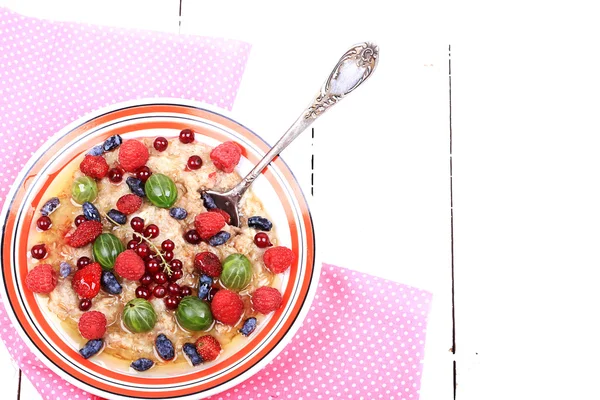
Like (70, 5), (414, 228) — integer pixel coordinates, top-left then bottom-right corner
(0, 1), (453, 399)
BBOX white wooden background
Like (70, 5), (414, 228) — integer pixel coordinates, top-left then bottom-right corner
(10, 1), (600, 400)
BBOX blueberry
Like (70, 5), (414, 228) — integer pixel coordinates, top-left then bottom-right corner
(103, 135), (122, 152)
(208, 231), (230, 246)
(40, 197), (60, 216)
(199, 274), (213, 286)
(169, 207), (188, 220)
(131, 358), (154, 371)
(155, 334), (175, 361)
(107, 209), (127, 225)
(101, 270), (122, 295)
(82, 202), (101, 221)
(79, 339), (103, 359)
(197, 283), (210, 300)
(126, 177), (146, 197)
(87, 144), (104, 156)
(247, 216), (273, 231)
(201, 192), (217, 210)
(239, 317), (257, 336)
(182, 343), (203, 366)
(59, 262), (72, 278)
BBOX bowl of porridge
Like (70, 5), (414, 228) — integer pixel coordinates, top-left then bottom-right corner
(0, 99), (317, 399)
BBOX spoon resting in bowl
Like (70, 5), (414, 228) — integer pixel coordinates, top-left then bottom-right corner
(202, 42), (379, 227)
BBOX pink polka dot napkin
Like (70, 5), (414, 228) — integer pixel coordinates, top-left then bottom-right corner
(0, 7), (432, 400)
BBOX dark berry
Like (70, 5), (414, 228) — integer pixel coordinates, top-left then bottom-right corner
(161, 240), (175, 251)
(79, 298), (92, 311)
(37, 216), (52, 231)
(87, 145), (104, 156)
(82, 202), (101, 222)
(139, 273), (153, 286)
(162, 250), (174, 262)
(108, 167), (124, 183)
(167, 282), (181, 296)
(184, 229), (201, 244)
(126, 176), (146, 197)
(197, 283), (210, 300)
(74, 215), (87, 227)
(201, 192), (217, 210)
(208, 231), (230, 247)
(248, 216), (273, 231)
(182, 342), (203, 366)
(79, 339), (103, 359)
(131, 216), (145, 232)
(131, 358), (153, 371)
(135, 166), (152, 183)
(187, 155), (203, 170)
(199, 274), (213, 286)
(164, 296), (179, 310)
(169, 207), (188, 220)
(170, 259), (183, 270)
(135, 286), (151, 299)
(180, 285), (193, 297)
(207, 287), (219, 302)
(101, 270), (122, 295)
(40, 197), (60, 216)
(59, 262), (72, 278)
(239, 317), (257, 336)
(135, 243), (150, 259)
(154, 271), (168, 284)
(155, 334), (175, 361)
(144, 224), (159, 239)
(153, 137), (168, 152)
(107, 209), (127, 225)
(168, 269), (183, 282)
(31, 244), (47, 259)
(103, 135), (122, 151)
(179, 128), (195, 144)
(254, 232), (273, 248)
(77, 257), (92, 269)
(153, 285), (166, 298)
(127, 240), (139, 250)
(146, 259), (160, 273)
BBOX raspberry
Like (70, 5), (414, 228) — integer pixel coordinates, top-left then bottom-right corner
(25, 264), (57, 294)
(263, 246), (294, 274)
(118, 139), (149, 172)
(72, 263), (102, 299)
(78, 311), (107, 340)
(210, 141), (241, 173)
(194, 252), (222, 277)
(208, 208), (231, 224)
(195, 335), (221, 362)
(194, 212), (226, 240)
(251, 286), (283, 314)
(116, 194), (142, 215)
(114, 250), (145, 280)
(66, 220), (103, 248)
(210, 289), (243, 325)
(79, 155), (109, 179)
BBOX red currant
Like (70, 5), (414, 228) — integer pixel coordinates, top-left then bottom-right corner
(146, 259), (161, 273)
(135, 166), (152, 183)
(108, 167), (124, 183)
(168, 269), (183, 282)
(153, 136), (168, 152)
(179, 129), (195, 144)
(184, 229), (201, 244)
(254, 232), (273, 248)
(161, 239), (175, 251)
(187, 155), (203, 170)
(164, 296), (179, 310)
(139, 273), (153, 286)
(144, 224), (160, 239)
(74, 215), (87, 227)
(37, 216), (52, 231)
(130, 217), (145, 233)
(180, 286), (193, 297)
(154, 271), (168, 284)
(79, 298), (92, 311)
(135, 243), (150, 259)
(170, 259), (183, 271)
(31, 244), (47, 259)
(135, 286), (151, 299)
(127, 240), (139, 250)
(167, 282), (181, 296)
(162, 250), (174, 262)
(77, 256), (91, 269)
(153, 285), (167, 298)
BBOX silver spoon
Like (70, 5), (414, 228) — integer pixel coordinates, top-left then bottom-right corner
(203, 42), (379, 227)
